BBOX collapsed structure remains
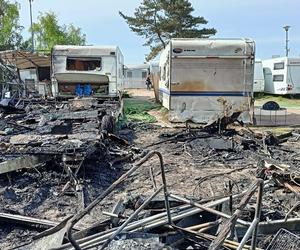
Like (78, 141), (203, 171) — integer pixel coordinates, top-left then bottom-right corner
(0, 42), (300, 250)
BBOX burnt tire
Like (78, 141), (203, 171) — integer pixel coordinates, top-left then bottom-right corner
(101, 115), (115, 134)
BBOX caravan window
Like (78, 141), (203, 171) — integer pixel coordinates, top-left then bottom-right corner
(142, 71), (147, 79)
(127, 71), (133, 78)
(273, 74), (284, 81)
(66, 58), (101, 71)
(274, 62), (284, 70)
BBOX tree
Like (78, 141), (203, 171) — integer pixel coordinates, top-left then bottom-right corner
(0, 0), (23, 50)
(120, 0), (216, 61)
(31, 11), (86, 51)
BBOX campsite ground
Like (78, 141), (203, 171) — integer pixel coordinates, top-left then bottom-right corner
(124, 89), (300, 127)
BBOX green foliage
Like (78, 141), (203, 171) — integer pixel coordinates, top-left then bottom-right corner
(19, 39), (32, 51)
(0, 0), (23, 50)
(124, 99), (160, 123)
(31, 11), (86, 51)
(65, 24), (86, 45)
(120, 0), (216, 61)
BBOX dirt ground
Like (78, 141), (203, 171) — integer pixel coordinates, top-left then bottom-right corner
(125, 88), (155, 100)
(1, 89), (300, 249)
(123, 89), (299, 219)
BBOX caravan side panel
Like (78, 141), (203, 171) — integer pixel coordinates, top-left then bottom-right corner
(103, 56), (117, 95)
(114, 47), (124, 94)
(158, 43), (171, 109)
(253, 60), (265, 93)
(167, 39), (254, 123)
(287, 58), (300, 94)
(169, 58), (253, 123)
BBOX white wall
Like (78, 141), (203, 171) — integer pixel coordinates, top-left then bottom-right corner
(124, 66), (149, 89)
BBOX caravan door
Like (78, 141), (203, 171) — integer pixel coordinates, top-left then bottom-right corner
(287, 59), (300, 94)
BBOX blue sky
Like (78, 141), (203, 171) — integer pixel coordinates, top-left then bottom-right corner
(17, 0), (300, 64)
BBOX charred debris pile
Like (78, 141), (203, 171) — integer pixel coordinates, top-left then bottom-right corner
(0, 104), (300, 250)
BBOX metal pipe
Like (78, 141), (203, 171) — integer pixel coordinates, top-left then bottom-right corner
(56, 166), (250, 249)
(250, 179), (263, 250)
(186, 219), (222, 231)
(55, 184), (248, 249)
(102, 211), (128, 219)
(54, 205), (193, 249)
(283, 26), (291, 57)
(79, 207), (202, 250)
(100, 186), (163, 249)
(29, 0), (34, 52)
(209, 179), (262, 250)
(65, 151), (171, 249)
(76, 191), (248, 249)
(237, 218), (259, 250)
(169, 194), (250, 226)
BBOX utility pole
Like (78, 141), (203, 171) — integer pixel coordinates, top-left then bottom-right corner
(283, 25), (290, 57)
(29, 0), (34, 52)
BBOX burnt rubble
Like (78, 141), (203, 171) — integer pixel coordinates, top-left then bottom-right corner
(0, 99), (300, 250)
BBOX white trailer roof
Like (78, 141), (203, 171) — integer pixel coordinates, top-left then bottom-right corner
(125, 64), (149, 70)
(262, 56), (300, 63)
(52, 45), (119, 57)
(170, 38), (254, 57)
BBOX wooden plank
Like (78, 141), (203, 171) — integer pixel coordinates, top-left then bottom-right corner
(0, 155), (45, 175)
(0, 212), (81, 231)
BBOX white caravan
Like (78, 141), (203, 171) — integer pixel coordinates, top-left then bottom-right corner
(159, 38), (255, 123)
(253, 60), (265, 93)
(262, 57), (300, 95)
(51, 45), (124, 97)
(124, 64), (149, 89)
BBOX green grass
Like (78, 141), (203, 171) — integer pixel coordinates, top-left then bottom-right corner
(124, 98), (160, 123)
(249, 126), (297, 135)
(255, 94), (300, 108)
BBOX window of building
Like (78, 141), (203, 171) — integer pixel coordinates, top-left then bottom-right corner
(127, 71), (133, 78)
(38, 66), (50, 81)
(274, 62), (284, 70)
(273, 74), (284, 81)
(142, 71), (147, 79)
(66, 58), (101, 71)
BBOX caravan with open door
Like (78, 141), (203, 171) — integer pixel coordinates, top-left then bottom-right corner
(253, 59), (265, 93)
(51, 45), (124, 97)
(262, 57), (300, 95)
(159, 38), (255, 123)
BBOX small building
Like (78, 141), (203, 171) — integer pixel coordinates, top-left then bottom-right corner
(124, 64), (149, 89)
(0, 50), (51, 97)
